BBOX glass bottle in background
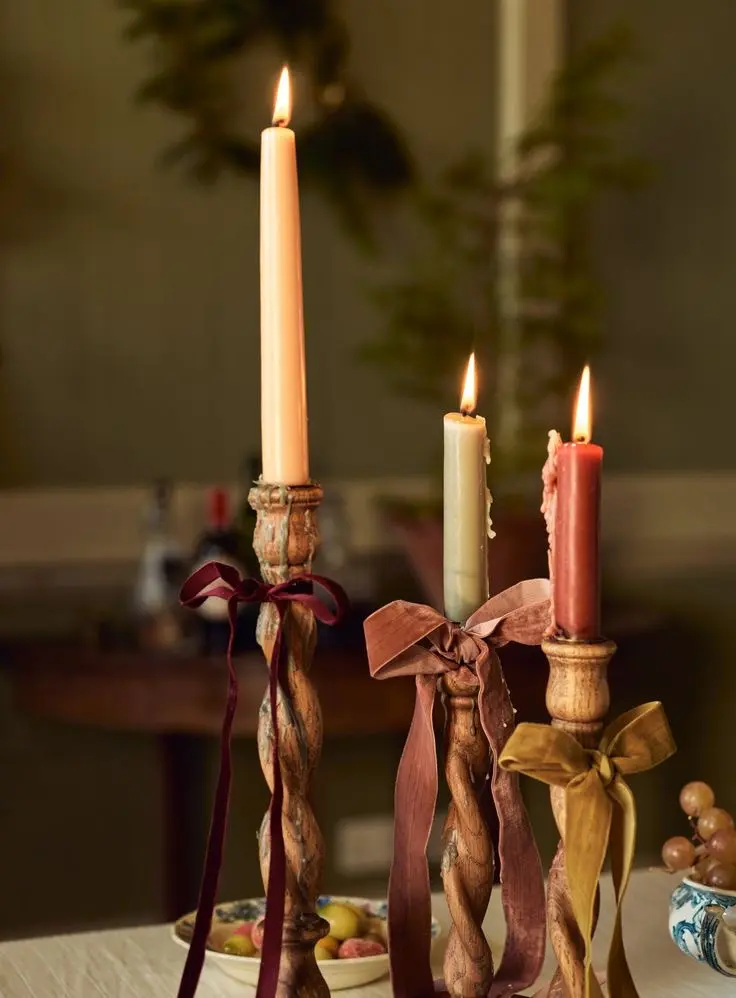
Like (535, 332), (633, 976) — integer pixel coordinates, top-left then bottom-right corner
(193, 487), (241, 568)
(236, 453), (262, 577)
(315, 478), (376, 648)
(319, 491), (349, 578)
(190, 487), (246, 654)
(310, 485), (353, 649)
(133, 480), (185, 651)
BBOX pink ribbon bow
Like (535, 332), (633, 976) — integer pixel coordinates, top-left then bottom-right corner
(177, 561), (348, 998)
(363, 579), (551, 998)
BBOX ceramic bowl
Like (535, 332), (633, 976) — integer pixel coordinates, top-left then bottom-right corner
(172, 895), (442, 991)
(669, 877), (736, 976)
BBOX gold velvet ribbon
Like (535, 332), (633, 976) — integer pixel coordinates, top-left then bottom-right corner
(499, 701), (676, 998)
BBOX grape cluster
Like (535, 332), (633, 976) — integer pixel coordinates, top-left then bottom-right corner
(661, 781), (736, 890)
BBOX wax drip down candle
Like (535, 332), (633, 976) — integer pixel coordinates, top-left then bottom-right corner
(443, 354), (493, 623)
(260, 67), (309, 485)
(551, 366), (603, 640)
(541, 428), (563, 637)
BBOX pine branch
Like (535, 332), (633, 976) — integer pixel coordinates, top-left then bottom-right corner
(365, 20), (649, 473)
(117, 0), (412, 243)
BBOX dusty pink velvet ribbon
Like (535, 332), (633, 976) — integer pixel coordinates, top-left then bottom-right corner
(176, 561), (347, 998)
(363, 579), (551, 998)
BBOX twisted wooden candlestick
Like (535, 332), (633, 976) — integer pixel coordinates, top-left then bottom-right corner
(441, 668), (494, 998)
(249, 481), (329, 998)
(542, 637), (616, 998)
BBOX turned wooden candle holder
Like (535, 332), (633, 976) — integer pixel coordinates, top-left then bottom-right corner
(440, 667), (494, 998)
(249, 481), (329, 998)
(542, 636), (616, 998)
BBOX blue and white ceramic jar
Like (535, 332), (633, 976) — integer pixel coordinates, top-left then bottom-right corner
(669, 877), (736, 976)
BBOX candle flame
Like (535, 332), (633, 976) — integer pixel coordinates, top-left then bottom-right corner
(460, 353), (477, 414)
(573, 365), (592, 443)
(272, 66), (291, 126)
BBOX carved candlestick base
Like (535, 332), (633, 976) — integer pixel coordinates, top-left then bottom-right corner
(249, 482), (329, 998)
(441, 668), (494, 998)
(542, 637), (615, 998)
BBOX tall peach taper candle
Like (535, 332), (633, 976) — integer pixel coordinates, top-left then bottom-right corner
(443, 354), (492, 622)
(260, 67), (309, 485)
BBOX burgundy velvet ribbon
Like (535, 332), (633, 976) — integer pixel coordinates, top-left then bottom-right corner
(176, 561), (347, 998)
(363, 579), (551, 998)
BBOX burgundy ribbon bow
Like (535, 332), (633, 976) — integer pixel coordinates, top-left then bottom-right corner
(176, 561), (347, 998)
(363, 579), (551, 998)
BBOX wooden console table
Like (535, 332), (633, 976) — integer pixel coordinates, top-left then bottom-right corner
(10, 607), (670, 923)
(8, 643), (416, 919)
(10, 644), (419, 738)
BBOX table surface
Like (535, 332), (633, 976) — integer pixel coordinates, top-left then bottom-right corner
(0, 871), (729, 998)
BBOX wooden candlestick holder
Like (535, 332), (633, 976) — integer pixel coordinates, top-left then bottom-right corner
(440, 668), (494, 998)
(249, 481), (329, 998)
(542, 636), (616, 998)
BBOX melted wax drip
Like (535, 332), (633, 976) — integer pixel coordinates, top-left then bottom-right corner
(541, 430), (562, 635)
(484, 433), (496, 540)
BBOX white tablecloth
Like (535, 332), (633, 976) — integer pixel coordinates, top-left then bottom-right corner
(0, 871), (729, 997)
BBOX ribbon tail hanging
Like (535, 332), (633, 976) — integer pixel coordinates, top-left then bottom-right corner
(604, 779), (639, 998)
(176, 597), (241, 998)
(563, 775), (611, 998)
(387, 674), (438, 998)
(476, 658), (546, 998)
(255, 602), (288, 998)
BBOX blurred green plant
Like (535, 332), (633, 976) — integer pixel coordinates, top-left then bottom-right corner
(118, 0), (413, 245)
(363, 25), (649, 481)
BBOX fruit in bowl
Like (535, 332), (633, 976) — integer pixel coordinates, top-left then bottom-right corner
(215, 901), (386, 963)
(172, 895), (441, 991)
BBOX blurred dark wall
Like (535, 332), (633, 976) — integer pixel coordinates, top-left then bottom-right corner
(570, 0), (736, 473)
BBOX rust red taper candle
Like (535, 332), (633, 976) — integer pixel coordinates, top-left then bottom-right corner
(553, 366), (602, 640)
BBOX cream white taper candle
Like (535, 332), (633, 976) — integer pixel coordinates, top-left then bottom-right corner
(443, 354), (492, 622)
(260, 67), (309, 485)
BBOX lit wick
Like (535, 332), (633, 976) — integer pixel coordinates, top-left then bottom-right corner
(460, 353), (477, 418)
(573, 365), (591, 444)
(272, 66), (291, 128)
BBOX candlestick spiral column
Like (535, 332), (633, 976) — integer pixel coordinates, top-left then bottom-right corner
(542, 637), (615, 998)
(441, 668), (494, 998)
(250, 481), (329, 998)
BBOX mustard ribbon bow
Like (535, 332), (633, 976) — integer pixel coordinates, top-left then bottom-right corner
(499, 701), (676, 998)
